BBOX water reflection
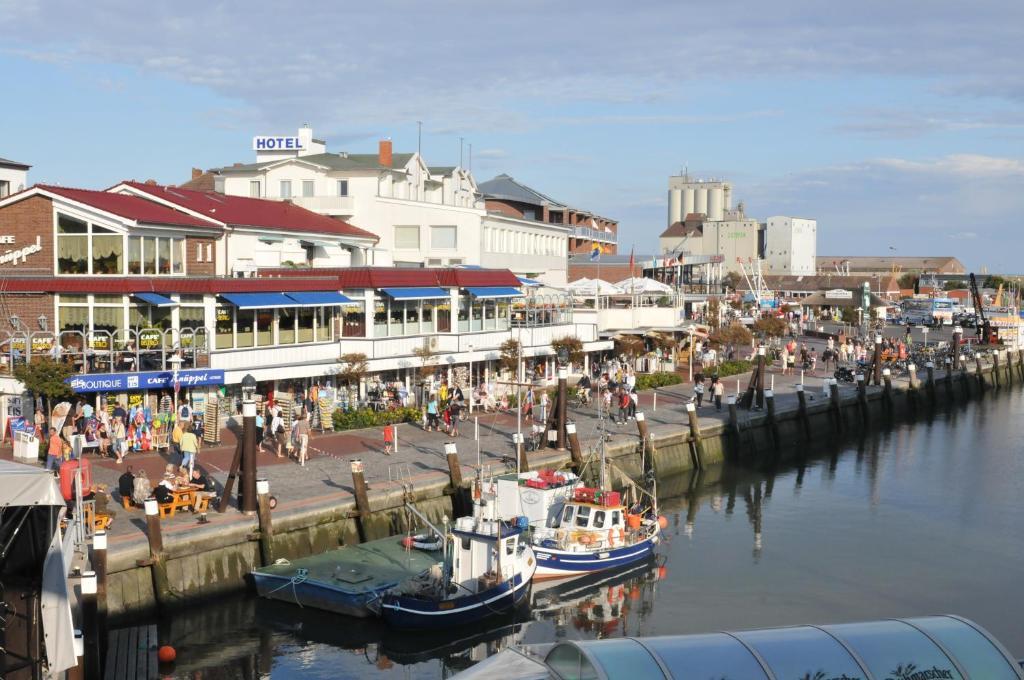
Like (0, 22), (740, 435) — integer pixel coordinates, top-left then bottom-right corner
(144, 389), (1024, 676)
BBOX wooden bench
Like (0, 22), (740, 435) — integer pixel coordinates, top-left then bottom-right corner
(193, 494), (211, 513)
(157, 502), (175, 518)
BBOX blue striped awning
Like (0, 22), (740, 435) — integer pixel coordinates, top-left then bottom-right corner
(381, 287), (449, 300)
(285, 291), (354, 307)
(516, 276), (542, 287)
(220, 293), (295, 309)
(466, 287), (523, 298)
(134, 293), (176, 307)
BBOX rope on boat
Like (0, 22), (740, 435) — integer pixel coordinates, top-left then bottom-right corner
(265, 565), (308, 608)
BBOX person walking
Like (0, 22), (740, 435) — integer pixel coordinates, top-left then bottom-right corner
(713, 378), (725, 411)
(617, 389), (631, 424)
(780, 346), (790, 375)
(693, 376), (705, 407)
(538, 391), (549, 425)
(179, 426), (200, 474)
(383, 423), (395, 454)
(449, 399), (461, 437)
(111, 416), (126, 464)
(294, 413), (310, 466)
(426, 394), (440, 432)
(270, 408), (285, 458)
(46, 430), (63, 471)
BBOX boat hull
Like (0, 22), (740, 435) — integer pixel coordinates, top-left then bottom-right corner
(532, 532), (659, 579)
(252, 572), (389, 618)
(380, 572), (532, 629)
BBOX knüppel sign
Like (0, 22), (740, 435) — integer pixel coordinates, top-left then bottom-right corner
(0, 235), (42, 265)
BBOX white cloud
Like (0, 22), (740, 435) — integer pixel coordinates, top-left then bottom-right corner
(874, 154), (1024, 177)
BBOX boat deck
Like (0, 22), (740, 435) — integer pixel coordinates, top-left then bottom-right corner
(255, 536), (442, 593)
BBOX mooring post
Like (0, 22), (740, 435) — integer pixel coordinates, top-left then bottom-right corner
(217, 438), (243, 513)
(975, 355), (987, 391)
(1018, 349), (1024, 382)
(556, 366), (568, 450)
(635, 411), (654, 475)
(856, 373), (868, 421)
(141, 498), (172, 607)
(764, 389), (780, 449)
(872, 335), (883, 386)
(685, 403), (705, 469)
(91, 531), (108, 660)
(925, 361), (936, 403)
(256, 478), (275, 566)
(952, 326), (962, 370)
(828, 378), (842, 430)
(756, 346), (766, 409)
(959, 353), (970, 398)
(566, 422), (584, 473)
(444, 441), (463, 490)
(795, 383), (810, 436)
(81, 571), (101, 680)
(943, 357), (954, 400)
(350, 459), (371, 543)
(1004, 349), (1013, 385)
(514, 433), (529, 473)
(992, 351), (1002, 388)
(727, 394), (739, 435)
(882, 368), (892, 402)
(70, 630), (84, 680)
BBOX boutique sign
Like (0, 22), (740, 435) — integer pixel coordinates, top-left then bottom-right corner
(65, 369), (225, 393)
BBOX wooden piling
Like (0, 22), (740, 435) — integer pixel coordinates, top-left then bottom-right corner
(141, 498), (172, 608)
(925, 362), (936, 403)
(828, 379), (843, 431)
(1018, 349), (1024, 382)
(350, 459), (371, 543)
(952, 328), (962, 370)
(992, 352), (1002, 388)
(1004, 350), (1013, 385)
(872, 337), (883, 386)
(856, 374), (868, 422)
(556, 367), (568, 450)
(975, 356), (987, 392)
(764, 389), (780, 450)
(907, 363), (919, 412)
(566, 422), (583, 473)
(635, 412), (654, 475)
(943, 358), (954, 400)
(795, 384), (810, 436)
(728, 395), (739, 436)
(514, 433), (530, 473)
(92, 531), (108, 662)
(217, 438), (243, 513)
(444, 441), (463, 490)
(81, 571), (101, 680)
(685, 403), (705, 469)
(882, 368), (893, 402)
(256, 479), (275, 566)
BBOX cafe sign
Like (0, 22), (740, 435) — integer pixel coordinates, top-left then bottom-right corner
(138, 329), (162, 350)
(825, 288), (854, 300)
(0, 235), (43, 266)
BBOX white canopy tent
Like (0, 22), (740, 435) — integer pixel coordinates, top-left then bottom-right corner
(567, 278), (625, 296)
(614, 277), (674, 294)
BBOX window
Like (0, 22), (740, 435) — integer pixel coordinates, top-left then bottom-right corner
(179, 306), (205, 347)
(171, 239), (184, 274)
(56, 214), (88, 274)
(562, 505), (575, 525)
(340, 304), (363, 338)
(256, 310), (273, 346)
(143, 238), (156, 274)
(337, 180), (349, 197)
(279, 180), (292, 198)
(373, 300), (388, 338)
(196, 243), (203, 262)
(430, 225), (457, 250)
(0, 180), (9, 198)
(394, 225), (420, 250)
(216, 306), (234, 349)
(302, 180), (314, 197)
(278, 308), (296, 344)
(316, 306), (335, 341)
(612, 510), (621, 526)
(574, 506), (591, 528)
(205, 243), (212, 262)
(593, 510), (606, 529)
(249, 181), (261, 198)
(91, 230), (122, 275)
(523, 208), (535, 220)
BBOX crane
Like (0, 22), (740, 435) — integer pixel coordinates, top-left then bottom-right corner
(968, 273), (993, 344)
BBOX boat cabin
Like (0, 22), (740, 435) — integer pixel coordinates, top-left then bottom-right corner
(451, 521), (526, 592)
(558, 503), (626, 534)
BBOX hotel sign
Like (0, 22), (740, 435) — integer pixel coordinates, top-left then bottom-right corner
(253, 136), (304, 151)
(0, 235), (42, 266)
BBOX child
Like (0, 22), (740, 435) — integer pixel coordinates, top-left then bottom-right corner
(383, 424), (394, 455)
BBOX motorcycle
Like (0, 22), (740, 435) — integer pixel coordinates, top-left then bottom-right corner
(834, 366), (856, 383)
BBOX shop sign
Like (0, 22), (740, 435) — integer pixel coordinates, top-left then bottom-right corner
(31, 336), (53, 353)
(9, 338), (26, 351)
(138, 329), (162, 350)
(65, 368), (226, 393)
(252, 136), (304, 151)
(0, 235), (43, 266)
(89, 336), (110, 350)
(825, 289), (854, 300)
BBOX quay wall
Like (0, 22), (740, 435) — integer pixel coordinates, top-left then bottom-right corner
(106, 351), (1022, 620)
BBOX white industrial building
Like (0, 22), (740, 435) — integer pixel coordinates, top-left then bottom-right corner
(667, 176), (733, 223)
(764, 216), (817, 275)
(0, 157), (30, 198)
(211, 126), (569, 281)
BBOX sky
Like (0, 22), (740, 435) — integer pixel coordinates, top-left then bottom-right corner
(1, 0), (1022, 272)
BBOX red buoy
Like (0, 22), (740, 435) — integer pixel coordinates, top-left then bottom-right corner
(401, 536), (414, 548)
(158, 645), (177, 663)
(657, 515), (669, 529)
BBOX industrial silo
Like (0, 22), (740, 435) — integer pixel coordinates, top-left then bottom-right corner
(668, 189), (682, 224)
(682, 187), (695, 217)
(708, 186), (724, 221)
(694, 187), (707, 215)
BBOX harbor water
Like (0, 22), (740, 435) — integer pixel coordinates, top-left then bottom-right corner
(150, 388), (1024, 678)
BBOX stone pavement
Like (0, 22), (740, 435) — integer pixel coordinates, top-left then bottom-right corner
(1, 324), (967, 549)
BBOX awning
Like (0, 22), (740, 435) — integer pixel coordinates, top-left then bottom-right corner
(285, 291), (354, 306)
(258, 236), (284, 244)
(220, 292), (296, 309)
(381, 287), (449, 300)
(517, 276), (542, 287)
(466, 287), (523, 299)
(300, 239), (338, 248)
(134, 292), (176, 307)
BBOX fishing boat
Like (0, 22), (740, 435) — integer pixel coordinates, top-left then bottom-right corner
(379, 511), (537, 629)
(251, 527), (443, 617)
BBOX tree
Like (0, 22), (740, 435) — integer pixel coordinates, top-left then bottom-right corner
(722, 271), (742, 292)
(707, 297), (722, 329)
(412, 343), (437, 382)
(499, 338), (521, 377)
(336, 352), (368, 389)
(13, 357), (73, 417)
(614, 335), (646, 359)
(897, 273), (918, 290)
(984, 275), (1009, 289)
(711, 323), (753, 348)
(752, 316), (787, 338)
(943, 279), (965, 291)
(550, 335), (584, 365)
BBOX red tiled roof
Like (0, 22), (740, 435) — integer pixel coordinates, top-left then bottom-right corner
(36, 185), (219, 229)
(0, 277), (342, 294)
(120, 181), (378, 241)
(259, 267), (521, 288)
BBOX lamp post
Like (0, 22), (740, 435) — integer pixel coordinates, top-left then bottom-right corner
(556, 346), (569, 450)
(467, 343), (473, 414)
(688, 324), (696, 382)
(240, 373), (258, 515)
(167, 354), (184, 423)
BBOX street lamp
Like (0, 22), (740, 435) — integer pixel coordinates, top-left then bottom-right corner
(240, 373), (258, 515)
(687, 325), (696, 381)
(167, 354), (184, 421)
(467, 343), (474, 414)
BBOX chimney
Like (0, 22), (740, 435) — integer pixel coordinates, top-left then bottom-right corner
(191, 168), (203, 180)
(145, 179), (157, 185)
(379, 139), (393, 167)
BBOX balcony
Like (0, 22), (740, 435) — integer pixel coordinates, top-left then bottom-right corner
(573, 226), (617, 244)
(290, 195), (355, 216)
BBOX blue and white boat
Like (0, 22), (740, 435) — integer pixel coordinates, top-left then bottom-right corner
(379, 515), (537, 629)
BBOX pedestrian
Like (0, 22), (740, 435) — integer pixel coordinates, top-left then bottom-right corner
(255, 409), (264, 449)
(809, 348), (818, 374)
(523, 388), (534, 422)
(294, 413), (310, 466)
(383, 423), (394, 454)
(628, 389), (638, 419)
(170, 419), (183, 465)
(111, 416), (126, 464)
(449, 399), (461, 437)
(618, 389), (631, 424)
(426, 394), (440, 431)
(179, 425), (200, 474)
(694, 376), (705, 407)
(270, 408), (285, 457)
(46, 430), (63, 471)
(118, 465), (135, 505)
(780, 347), (790, 375)
(538, 391), (549, 424)
(713, 378), (725, 411)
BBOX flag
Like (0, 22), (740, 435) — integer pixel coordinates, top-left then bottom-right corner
(628, 247), (635, 279)
(590, 243), (601, 262)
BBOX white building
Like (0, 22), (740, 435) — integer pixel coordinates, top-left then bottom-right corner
(213, 126), (569, 277)
(0, 157), (30, 198)
(764, 216), (817, 275)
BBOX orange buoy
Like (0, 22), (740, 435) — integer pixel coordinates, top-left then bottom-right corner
(629, 586), (641, 600)
(657, 515), (669, 529)
(626, 514), (642, 529)
(158, 646), (177, 663)
(401, 536), (414, 548)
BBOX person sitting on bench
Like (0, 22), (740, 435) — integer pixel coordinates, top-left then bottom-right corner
(118, 465), (135, 506)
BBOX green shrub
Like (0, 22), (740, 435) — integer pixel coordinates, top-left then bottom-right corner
(634, 372), (683, 390)
(331, 407), (422, 432)
(715, 360), (752, 377)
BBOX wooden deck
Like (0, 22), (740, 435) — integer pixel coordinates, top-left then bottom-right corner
(104, 624), (158, 680)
